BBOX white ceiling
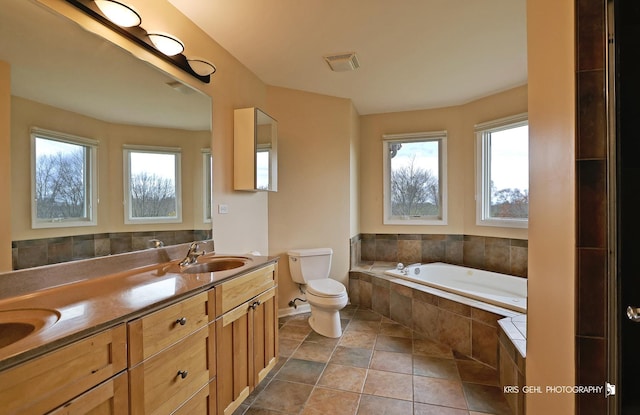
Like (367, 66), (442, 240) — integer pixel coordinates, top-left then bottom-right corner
(169, 0), (527, 115)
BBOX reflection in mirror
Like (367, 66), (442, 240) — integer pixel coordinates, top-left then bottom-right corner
(256, 109), (278, 191)
(0, 0), (213, 270)
(234, 107), (278, 192)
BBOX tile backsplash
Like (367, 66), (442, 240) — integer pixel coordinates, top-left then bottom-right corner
(351, 233), (528, 278)
(12, 229), (212, 270)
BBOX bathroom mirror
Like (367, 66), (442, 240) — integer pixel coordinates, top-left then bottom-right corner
(234, 107), (278, 192)
(0, 0), (213, 269)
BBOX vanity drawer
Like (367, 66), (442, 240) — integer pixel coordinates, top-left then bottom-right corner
(215, 264), (276, 316)
(128, 292), (209, 365)
(129, 324), (213, 415)
(0, 324), (126, 415)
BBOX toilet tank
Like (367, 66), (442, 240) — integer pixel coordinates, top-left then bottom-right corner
(287, 248), (333, 284)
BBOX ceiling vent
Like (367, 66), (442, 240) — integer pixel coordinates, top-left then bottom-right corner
(323, 52), (360, 72)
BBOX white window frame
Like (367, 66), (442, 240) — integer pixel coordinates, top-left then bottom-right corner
(123, 145), (182, 224)
(202, 149), (212, 223)
(382, 131), (448, 225)
(30, 127), (98, 229)
(475, 113), (529, 228)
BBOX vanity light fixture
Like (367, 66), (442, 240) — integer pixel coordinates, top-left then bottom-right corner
(94, 0), (140, 27)
(64, 0), (215, 83)
(148, 33), (184, 56)
(187, 59), (217, 76)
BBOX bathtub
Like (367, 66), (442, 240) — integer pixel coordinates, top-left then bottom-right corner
(384, 262), (527, 313)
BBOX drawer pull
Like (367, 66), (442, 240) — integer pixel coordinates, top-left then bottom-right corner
(176, 317), (187, 326)
(177, 370), (188, 379)
(249, 300), (262, 310)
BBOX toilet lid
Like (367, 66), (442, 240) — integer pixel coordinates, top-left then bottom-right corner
(307, 279), (346, 297)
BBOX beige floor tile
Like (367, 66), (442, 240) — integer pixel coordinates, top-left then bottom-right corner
(370, 350), (413, 374)
(380, 322), (413, 338)
(413, 403), (469, 415)
(292, 341), (335, 363)
(252, 379), (313, 414)
(339, 330), (377, 349)
(279, 324), (312, 341)
(329, 346), (373, 368)
(300, 387), (360, 415)
(247, 309), (510, 415)
(275, 358), (326, 384)
(413, 355), (460, 380)
(456, 360), (500, 386)
(463, 383), (511, 415)
(278, 337), (302, 357)
(305, 330), (341, 347)
(345, 320), (381, 333)
(363, 369), (413, 401)
(413, 376), (467, 409)
(317, 364), (368, 393)
(375, 335), (413, 353)
(356, 395), (413, 415)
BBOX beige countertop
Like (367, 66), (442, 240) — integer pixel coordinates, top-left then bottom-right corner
(0, 252), (277, 371)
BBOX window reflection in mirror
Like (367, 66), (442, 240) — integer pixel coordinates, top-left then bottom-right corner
(124, 146), (182, 224)
(31, 129), (98, 228)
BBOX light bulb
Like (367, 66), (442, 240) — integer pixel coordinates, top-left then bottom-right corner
(94, 0), (141, 27)
(148, 33), (184, 56)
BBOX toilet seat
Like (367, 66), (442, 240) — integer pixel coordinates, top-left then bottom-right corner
(307, 279), (346, 298)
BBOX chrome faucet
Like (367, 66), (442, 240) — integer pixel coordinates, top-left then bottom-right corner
(179, 242), (205, 267)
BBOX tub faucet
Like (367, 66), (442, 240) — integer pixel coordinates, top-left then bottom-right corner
(179, 242), (205, 267)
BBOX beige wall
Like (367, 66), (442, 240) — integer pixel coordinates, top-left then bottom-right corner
(267, 86), (356, 310)
(360, 85), (528, 240)
(526, 0), (576, 413)
(10, 97), (210, 241)
(0, 62), (11, 271)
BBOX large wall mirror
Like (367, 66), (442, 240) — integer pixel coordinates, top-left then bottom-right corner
(0, 0), (213, 269)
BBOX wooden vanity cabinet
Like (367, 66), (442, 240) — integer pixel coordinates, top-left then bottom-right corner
(127, 291), (216, 415)
(0, 324), (127, 415)
(214, 264), (278, 415)
(47, 371), (128, 415)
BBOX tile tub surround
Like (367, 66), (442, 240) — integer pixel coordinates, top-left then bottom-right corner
(498, 316), (527, 415)
(349, 266), (520, 370)
(236, 306), (512, 415)
(351, 234), (528, 278)
(11, 229), (212, 270)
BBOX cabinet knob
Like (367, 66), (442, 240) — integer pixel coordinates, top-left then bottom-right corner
(177, 370), (188, 379)
(176, 317), (187, 326)
(249, 300), (261, 310)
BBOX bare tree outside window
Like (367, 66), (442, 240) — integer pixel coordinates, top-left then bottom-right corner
(125, 148), (182, 223)
(130, 171), (176, 217)
(34, 137), (89, 221)
(385, 137), (444, 223)
(391, 154), (439, 216)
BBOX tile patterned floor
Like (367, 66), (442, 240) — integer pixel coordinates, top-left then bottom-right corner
(234, 305), (511, 415)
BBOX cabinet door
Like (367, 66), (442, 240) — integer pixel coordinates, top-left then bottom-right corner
(252, 286), (278, 386)
(48, 371), (128, 415)
(216, 302), (251, 415)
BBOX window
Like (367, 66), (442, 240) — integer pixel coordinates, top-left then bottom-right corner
(382, 131), (447, 225)
(123, 146), (182, 224)
(256, 146), (271, 190)
(475, 114), (528, 228)
(31, 128), (98, 228)
(202, 149), (212, 222)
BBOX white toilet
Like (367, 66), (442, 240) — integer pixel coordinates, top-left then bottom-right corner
(288, 248), (348, 338)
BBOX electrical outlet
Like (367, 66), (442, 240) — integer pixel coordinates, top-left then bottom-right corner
(218, 204), (229, 214)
